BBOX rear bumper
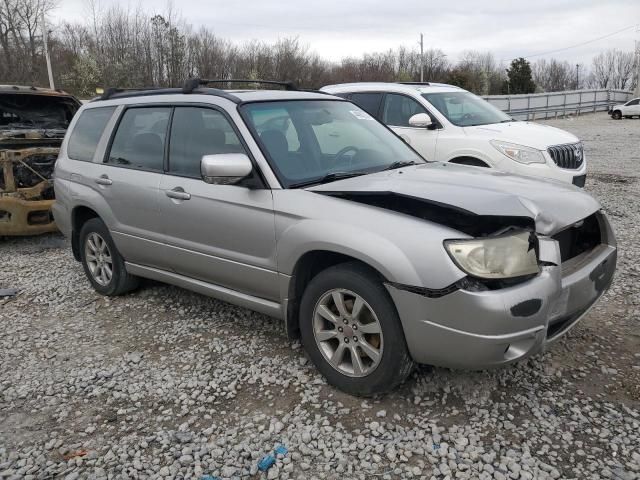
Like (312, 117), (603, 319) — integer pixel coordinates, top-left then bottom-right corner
(0, 196), (57, 236)
(387, 241), (616, 369)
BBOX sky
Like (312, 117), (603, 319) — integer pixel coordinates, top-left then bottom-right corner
(52, 0), (639, 66)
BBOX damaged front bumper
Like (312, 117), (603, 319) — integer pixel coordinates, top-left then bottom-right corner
(0, 145), (59, 236)
(386, 214), (617, 369)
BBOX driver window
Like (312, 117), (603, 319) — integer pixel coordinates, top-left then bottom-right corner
(627, 99), (639, 106)
(382, 94), (428, 127)
(169, 107), (246, 178)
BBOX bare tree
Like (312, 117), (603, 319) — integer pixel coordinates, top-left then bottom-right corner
(591, 49), (636, 90)
(532, 58), (574, 92)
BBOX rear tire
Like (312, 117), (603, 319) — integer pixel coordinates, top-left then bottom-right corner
(79, 218), (139, 296)
(299, 262), (413, 396)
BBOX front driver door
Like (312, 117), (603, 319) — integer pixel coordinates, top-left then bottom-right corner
(381, 93), (439, 161)
(158, 106), (279, 301)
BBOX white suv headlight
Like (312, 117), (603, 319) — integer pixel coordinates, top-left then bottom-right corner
(490, 140), (546, 164)
(444, 231), (539, 279)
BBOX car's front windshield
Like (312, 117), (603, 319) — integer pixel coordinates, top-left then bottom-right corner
(422, 91), (512, 127)
(240, 100), (424, 188)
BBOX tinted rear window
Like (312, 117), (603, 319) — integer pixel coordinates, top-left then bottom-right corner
(67, 107), (116, 162)
(349, 93), (382, 117)
(106, 107), (171, 171)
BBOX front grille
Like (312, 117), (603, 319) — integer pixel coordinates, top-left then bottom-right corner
(552, 213), (601, 263)
(548, 142), (584, 169)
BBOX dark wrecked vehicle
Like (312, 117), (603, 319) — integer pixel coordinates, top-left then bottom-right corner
(0, 85), (81, 236)
(53, 85), (616, 396)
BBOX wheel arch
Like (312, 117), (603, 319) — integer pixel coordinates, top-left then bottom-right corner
(283, 248), (403, 340)
(71, 205), (101, 261)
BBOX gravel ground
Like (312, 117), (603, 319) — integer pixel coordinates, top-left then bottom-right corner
(1, 112), (639, 480)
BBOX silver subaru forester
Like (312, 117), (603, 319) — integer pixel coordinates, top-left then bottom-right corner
(53, 80), (617, 396)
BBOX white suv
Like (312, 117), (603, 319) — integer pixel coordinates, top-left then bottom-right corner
(322, 82), (587, 187)
(609, 97), (640, 119)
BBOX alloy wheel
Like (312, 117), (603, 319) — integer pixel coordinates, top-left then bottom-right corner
(84, 232), (113, 286)
(312, 288), (383, 377)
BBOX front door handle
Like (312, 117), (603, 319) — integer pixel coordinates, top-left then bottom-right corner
(95, 175), (112, 186)
(166, 187), (191, 201)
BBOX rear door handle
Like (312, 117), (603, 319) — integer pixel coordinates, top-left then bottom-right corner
(95, 175), (112, 186)
(166, 188), (191, 201)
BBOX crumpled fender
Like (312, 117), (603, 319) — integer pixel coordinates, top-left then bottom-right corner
(276, 218), (463, 288)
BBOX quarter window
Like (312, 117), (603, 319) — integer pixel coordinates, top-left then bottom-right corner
(67, 107), (116, 162)
(168, 107), (245, 178)
(382, 94), (428, 127)
(106, 107), (171, 171)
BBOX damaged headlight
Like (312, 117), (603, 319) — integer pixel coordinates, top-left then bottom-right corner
(490, 140), (546, 164)
(444, 231), (539, 279)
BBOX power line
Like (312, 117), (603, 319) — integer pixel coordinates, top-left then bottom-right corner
(521, 24), (637, 60)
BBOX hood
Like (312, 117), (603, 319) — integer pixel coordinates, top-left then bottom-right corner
(463, 121), (579, 150)
(309, 163), (600, 236)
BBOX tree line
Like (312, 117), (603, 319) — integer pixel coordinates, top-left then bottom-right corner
(0, 0), (637, 97)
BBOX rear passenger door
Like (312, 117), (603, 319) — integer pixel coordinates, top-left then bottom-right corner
(159, 106), (279, 301)
(97, 106), (171, 269)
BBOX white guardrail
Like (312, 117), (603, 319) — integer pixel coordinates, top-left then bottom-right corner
(483, 89), (634, 121)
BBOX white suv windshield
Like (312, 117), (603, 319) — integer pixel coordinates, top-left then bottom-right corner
(423, 92), (511, 127)
(241, 100), (423, 188)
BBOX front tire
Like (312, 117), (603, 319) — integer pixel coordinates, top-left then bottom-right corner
(79, 218), (139, 296)
(299, 262), (413, 396)
(612, 110), (622, 120)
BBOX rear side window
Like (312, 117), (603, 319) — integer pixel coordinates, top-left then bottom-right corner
(168, 107), (246, 178)
(106, 107), (171, 171)
(67, 107), (116, 162)
(382, 94), (428, 127)
(349, 93), (383, 117)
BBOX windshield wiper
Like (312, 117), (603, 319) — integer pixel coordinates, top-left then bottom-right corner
(289, 171), (368, 189)
(381, 160), (417, 171)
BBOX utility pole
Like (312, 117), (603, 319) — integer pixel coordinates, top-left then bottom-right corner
(41, 11), (55, 90)
(635, 39), (640, 96)
(419, 33), (424, 83)
(575, 64), (580, 90)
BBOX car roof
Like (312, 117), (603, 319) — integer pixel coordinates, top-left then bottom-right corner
(230, 89), (339, 102)
(0, 84), (78, 98)
(88, 87), (340, 106)
(322, 82), (464, 95)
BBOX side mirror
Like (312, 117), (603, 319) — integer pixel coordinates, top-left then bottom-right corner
(408, 113), (433, 128)
(201, 153), (253, 185)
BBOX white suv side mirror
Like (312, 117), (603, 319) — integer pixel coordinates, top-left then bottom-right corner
(408, 113), (433, 128)
(201, 153), (253, 185)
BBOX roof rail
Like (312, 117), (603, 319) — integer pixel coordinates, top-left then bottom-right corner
(182, 78), (297, 93)
(91, 85), (242, 104)
(99, 86), (166, 100)
(398, 82), (431, 86)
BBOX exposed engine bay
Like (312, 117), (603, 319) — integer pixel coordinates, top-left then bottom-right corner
(0, 89), (80, 236)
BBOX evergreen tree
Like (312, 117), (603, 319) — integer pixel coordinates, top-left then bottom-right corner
(504, 57), (536, 94)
